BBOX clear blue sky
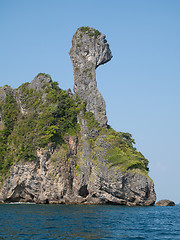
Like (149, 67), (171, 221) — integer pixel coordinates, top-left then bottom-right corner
(0, 0), (180, 203)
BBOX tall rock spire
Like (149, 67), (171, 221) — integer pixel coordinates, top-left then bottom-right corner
(69, 26), (112, 127)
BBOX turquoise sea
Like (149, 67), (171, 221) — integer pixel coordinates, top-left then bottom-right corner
(0, 204), (179, 239)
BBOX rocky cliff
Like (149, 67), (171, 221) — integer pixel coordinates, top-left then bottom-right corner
(69, 27), (112, 127)
(0, 27), (156, 205)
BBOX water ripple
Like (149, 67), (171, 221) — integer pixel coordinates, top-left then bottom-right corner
(0, 204), (179, 239)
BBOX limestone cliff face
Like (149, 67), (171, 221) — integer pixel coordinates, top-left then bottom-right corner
(0, 136), (155, 205)
(0, 27), (156, 205)
(69, 27), (112, 127)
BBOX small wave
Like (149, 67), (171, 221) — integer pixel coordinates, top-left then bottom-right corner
(6, 202), (36, 204)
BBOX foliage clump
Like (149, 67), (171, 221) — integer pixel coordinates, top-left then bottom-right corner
(102, 128), (149, 174)
(0, 77), (80, 177)
(79, 26), (101, 38)
(83, 111), (101, 132)
(36, 73), (52, 80)
(0, 95), (20, 175)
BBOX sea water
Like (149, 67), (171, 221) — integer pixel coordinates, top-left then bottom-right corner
(0, 204), (180, 239)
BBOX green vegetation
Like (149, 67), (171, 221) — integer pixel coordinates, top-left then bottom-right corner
(79, 26), (90, 32)
(88, 73), (92, 79)
(0, 77), (80, 178)
(0, 95), (20, 176)
(83, 111), (101, 132)
(37, 73), (52, 80)
(79, 26), (101, 38)
(94, 30), (101, 38)
(102, 128), (149, 174)
(83, 68), (91, 74)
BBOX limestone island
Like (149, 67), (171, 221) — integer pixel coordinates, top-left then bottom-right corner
(0, 27), (156, 205)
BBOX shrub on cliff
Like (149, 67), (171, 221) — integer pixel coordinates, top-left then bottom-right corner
(0, 76), (80, 177)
